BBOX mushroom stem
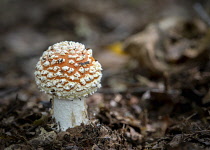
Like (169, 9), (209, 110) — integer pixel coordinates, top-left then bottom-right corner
(52, 98), (89, 131)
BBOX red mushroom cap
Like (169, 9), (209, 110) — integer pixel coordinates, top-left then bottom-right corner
(34, 41), (102, 99)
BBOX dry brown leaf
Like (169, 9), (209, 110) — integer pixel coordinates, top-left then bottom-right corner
(123, 16), (208, 76)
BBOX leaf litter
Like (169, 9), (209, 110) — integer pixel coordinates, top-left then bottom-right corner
(0, 0), (210, 149)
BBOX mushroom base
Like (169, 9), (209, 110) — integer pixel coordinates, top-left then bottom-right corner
(52, 98), (89, 131)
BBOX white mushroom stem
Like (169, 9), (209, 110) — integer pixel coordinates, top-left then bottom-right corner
(52, 98), (89, 131)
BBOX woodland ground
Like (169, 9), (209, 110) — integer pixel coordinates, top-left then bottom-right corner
(0, 0), (210, 149)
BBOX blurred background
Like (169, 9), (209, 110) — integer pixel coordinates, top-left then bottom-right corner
(0, 0), (210, 98)
(0, 0), (210, 149)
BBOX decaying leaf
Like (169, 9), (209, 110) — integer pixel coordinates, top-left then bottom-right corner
(29, 128), (56, 148)
(123, 16), (208, 76)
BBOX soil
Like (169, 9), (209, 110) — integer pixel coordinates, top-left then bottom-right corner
(0, 0), (210, 150)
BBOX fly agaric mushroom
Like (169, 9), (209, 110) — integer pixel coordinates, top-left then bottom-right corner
(34, 41), (102, 131)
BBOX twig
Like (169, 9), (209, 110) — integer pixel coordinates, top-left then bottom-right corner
(194, 3), (210, 26)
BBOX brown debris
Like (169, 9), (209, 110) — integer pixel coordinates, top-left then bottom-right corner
(1, 0), (210, 149)
(123, 16), (209, 77)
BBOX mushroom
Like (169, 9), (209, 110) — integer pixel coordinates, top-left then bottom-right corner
(34, 41), (102, 131)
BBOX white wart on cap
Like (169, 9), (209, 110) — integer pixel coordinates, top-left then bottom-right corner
(34, 41), (102, 99)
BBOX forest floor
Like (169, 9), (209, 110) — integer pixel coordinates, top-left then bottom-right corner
(0, 0), (210, 149)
